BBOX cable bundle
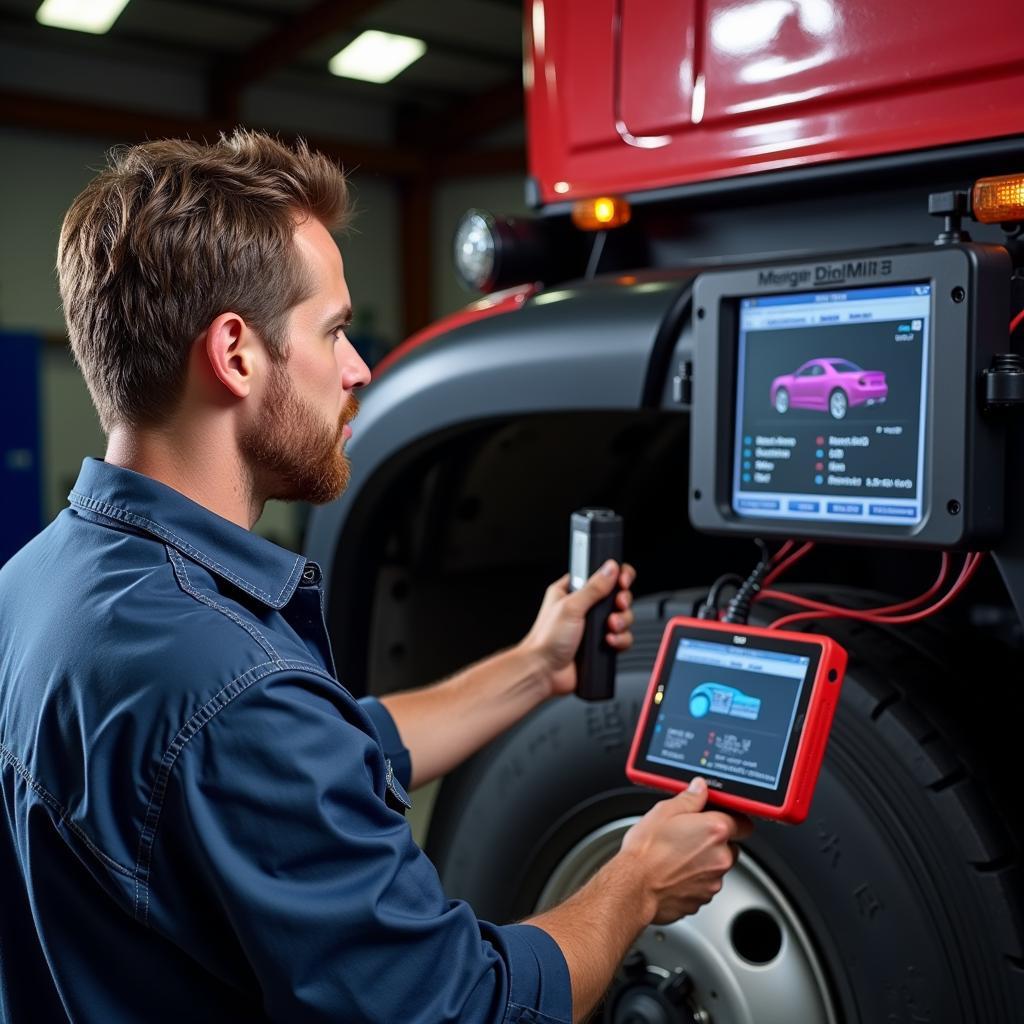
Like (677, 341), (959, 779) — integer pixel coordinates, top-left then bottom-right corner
(698, 540), (984, 630)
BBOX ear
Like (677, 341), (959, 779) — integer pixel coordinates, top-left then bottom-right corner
(203, 312), (257, 399)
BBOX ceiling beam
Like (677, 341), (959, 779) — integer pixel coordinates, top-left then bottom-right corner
(399, 79), (524, 161)
(211, 0), (384, 118)
(0, 88), (525, 178)
(433, 79), (523, 151)
(0, 89), (422, 177)
(438, 145), (527, 178)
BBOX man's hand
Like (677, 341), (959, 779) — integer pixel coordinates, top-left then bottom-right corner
(519, 560), (637, 698)
(530, 776), (752, 1021)
(618, 777), (753, 922)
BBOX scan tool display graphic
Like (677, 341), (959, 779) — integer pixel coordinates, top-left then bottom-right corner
(733, 284), (930, 527)
(647, 638), (808, 791)
(769, 358), (889, 420)
(688, 682), (762, 721)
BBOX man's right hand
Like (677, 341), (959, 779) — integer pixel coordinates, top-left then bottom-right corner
(617, 776), (753, 923)
(529, 776), (752, 1022)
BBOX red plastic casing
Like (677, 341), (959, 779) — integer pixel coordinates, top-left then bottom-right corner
(626, 616), (847, 824)
(525, 0), (1024, 205)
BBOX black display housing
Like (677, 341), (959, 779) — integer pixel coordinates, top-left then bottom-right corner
(689, 244), (1011, 547)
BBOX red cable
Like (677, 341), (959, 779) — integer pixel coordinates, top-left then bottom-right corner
(763, 542), (815, 588)
(761, 551), (951, 619)
(770, 540), (795, 564)
(768, 553), (983, 630)
(1011, 309), (1024, 336)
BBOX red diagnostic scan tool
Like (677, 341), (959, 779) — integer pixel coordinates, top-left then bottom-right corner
(627, 617), (847, 824)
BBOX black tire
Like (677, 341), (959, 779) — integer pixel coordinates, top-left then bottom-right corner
(426, 589), (1024, 1023)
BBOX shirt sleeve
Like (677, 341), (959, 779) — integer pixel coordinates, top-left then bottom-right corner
(358, 694), (412, 791)
(148, 671), (572, 1024)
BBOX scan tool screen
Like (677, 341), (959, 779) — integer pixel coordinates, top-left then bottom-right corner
(644, 633), (813, 794)
(732, 284), (931, 527)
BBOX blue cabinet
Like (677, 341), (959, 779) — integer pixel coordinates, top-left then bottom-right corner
(0, 333), (42, 566)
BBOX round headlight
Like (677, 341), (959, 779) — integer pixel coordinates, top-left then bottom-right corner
(453, 209), (497, 292)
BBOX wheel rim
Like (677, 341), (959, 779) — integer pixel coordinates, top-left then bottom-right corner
(535, 817), (839, 1024)
(829, 392), (846, 419)
(775, 390), (788, 413)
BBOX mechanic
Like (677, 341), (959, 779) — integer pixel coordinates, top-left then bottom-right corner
(0, 131), (750, 1024)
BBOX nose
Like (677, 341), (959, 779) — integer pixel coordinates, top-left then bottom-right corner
(339, 341), (372, 392)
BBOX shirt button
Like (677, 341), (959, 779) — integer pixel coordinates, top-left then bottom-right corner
(301, 563), (321, 585)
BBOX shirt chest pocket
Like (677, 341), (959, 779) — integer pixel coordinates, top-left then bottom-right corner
(384, 758), (412, 815)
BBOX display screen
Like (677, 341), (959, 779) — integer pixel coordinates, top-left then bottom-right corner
(732, 284), (931, 526)
(639, 630), (816, 800)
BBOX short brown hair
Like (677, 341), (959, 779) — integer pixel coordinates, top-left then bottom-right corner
(58, 130), (350, 432)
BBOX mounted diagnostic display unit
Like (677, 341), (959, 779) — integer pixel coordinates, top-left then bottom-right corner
(626, 617), (846, 823)
(689, 245), (1010, 546)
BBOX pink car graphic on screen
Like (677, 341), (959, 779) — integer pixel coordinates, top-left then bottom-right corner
(770, 358), (888, 420)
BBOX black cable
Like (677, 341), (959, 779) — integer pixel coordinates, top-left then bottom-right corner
(697, 574), (744, 619)
(585, 230), (608, 279)
(722, 540), (771, 625)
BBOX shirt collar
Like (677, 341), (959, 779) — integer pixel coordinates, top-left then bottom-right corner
(68, 458), (308, 609)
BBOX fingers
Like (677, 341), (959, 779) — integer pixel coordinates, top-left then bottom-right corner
(729, 813), (755, 841)
(543, 562), (638, 651)
(543, 574), (571, 606)
(564, 559), (620, 613)
(557, 561), (637, 618)
(605, 608), (635, 633)
(605, 629), (634, 649)
(700, 811), (755, 845)
(614, 563), (635, 613)
(666, 776), (709, 813)
(607, 563), (635, 642)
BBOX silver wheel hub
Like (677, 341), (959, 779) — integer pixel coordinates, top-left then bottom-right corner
(535, 818), (838, 1024)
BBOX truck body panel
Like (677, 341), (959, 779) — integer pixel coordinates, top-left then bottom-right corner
(527, 0), (1024, 204)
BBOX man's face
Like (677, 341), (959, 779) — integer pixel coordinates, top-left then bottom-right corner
(240, 217), (370, 506)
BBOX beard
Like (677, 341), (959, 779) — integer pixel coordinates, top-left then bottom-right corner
(240, 363), (358, 507)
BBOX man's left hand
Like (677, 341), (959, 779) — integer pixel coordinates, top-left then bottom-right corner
(519, 560), (637, 698)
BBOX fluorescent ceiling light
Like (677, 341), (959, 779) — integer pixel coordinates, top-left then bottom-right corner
(36, 0), (131, 34)
(328, 30), (427, 84)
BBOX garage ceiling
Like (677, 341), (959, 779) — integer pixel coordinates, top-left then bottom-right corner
(0, 0), (527, 173)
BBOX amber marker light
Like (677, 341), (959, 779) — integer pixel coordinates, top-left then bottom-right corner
(571, 196), (632, 231)
(972, 173), (1024, 224)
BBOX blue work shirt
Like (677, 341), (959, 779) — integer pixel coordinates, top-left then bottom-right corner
(0, 458), (571, 1023)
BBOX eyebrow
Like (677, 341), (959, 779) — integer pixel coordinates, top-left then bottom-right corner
(321, 305), (353, 333)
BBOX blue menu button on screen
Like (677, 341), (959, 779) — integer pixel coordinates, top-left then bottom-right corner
(869, 504), (918, 518)
(827, 502), (863, 515)
(788, 500), (820, 513)
(738, 499), (780, 511)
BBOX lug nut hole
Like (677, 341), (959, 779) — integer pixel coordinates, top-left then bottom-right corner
(730, 908), (783, 964)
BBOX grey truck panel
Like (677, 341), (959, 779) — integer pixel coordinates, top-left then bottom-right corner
(304, 275), (691, 584)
